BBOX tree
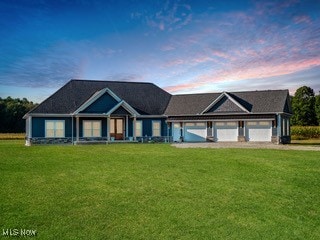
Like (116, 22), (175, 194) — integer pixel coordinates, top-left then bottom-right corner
(291, 86), (317, 126)
(0, 97), (37, 133)
(315, 93), (320, 126)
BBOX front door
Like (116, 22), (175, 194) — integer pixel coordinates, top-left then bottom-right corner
(110, 118), (124, 140)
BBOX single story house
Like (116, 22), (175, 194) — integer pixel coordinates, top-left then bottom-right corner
(24, 79), (292, 145)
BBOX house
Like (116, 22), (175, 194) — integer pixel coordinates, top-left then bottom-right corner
(24, 79), (292, 145)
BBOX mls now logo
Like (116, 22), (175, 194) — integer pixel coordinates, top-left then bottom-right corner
(2, 228), (37, 237)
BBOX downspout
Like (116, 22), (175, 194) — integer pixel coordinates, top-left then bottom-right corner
(71, 115), (74, 145)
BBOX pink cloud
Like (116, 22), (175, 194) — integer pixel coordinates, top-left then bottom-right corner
(164, 57), (320, 93)
(293, 15), (312, 24)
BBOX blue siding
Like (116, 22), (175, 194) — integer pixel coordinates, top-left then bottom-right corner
(128, 118), (133, 136)
(32, 116), (168, 139)
(32, 117), (73, 137)
(137, 118), (168, 136)
(81, 93), (118, 113)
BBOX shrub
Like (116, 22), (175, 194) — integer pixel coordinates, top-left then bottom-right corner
(291, 126), (320, 140)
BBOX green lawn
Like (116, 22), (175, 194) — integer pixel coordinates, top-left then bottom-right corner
(1, 141), (320, 239)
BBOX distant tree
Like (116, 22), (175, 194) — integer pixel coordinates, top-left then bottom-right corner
(0, 97), (37, 133)
(315, 93), (320, 126)
(291, 86), (317, 126)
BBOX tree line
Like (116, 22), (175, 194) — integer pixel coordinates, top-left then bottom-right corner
(0, 97), (38, 133)
(291, 86), (320, 126)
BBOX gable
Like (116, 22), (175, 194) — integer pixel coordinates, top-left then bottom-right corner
(201, 92), (250, 114)
(205, 95), (247, 113)
(112, 106), (132, 115)
(80, 91), (119, 114)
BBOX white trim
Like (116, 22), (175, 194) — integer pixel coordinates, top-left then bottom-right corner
(25, 114), (72, 118)
(45, 120), (65, 138)
(73, 88), (121, 114)
(168, 112), (291, 117)
(201, 92), (250, 114)
(167, 118), (275, 123)
(105, 100), (140, 116)
(137, 115), (167, 118)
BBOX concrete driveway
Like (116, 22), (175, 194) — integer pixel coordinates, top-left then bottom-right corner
(172, 142), (320, 151)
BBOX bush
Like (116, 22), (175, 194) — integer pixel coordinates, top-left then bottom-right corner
(291, 126), (320, 140)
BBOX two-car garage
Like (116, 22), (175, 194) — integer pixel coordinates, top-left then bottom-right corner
(173, 120), (273, 142)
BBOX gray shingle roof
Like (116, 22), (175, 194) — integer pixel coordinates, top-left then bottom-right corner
(164, 90), (290, 115)
(30, 79), (172, 115)
(29, 79), (291, 116)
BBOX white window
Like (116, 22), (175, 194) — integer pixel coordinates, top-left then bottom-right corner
(195, 122), (206, 127)
(247, 121), (257, 126)
(185, 123), (195, 127)
(226, 122), (237, 126)
(259, 121), (270, 126)
(45, 120), (65, 138)
(135, 120), (142, 137)
(152, 121), (161, 137)
(215, 122), (225, 126)
(83, 120), (101, 137)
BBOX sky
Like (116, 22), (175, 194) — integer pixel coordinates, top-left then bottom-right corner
(0, 0), (320, 103)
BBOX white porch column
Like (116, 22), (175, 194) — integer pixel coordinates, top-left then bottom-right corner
(25, 116), (32, 146)
(71, 116), (74, 145)
(133, 115), (136, 141)
(107, 115), (111, 141)
(76, 116), (79, 142)
(29, 116), (32, 139)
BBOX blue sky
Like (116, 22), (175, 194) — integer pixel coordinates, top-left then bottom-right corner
(0, 0), (319, 102)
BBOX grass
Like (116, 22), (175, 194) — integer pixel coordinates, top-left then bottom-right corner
(1, 141), (320, 239)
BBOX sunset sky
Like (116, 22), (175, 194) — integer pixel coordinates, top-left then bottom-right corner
(0, 0), (319, 102)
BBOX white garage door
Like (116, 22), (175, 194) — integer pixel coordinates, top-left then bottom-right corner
(214, 122), (238, 142)
(246, 121), (272, 142)
(184, 122), (207, 142)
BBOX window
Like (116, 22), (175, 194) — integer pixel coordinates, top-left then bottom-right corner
(152, 121), (161, 137)
(135, 120), (142, 137)
(45, 120), (65, 138)
(226, 122), (237, 126)
(259, 121), (270, 126)
(83, 120), (101, 137)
